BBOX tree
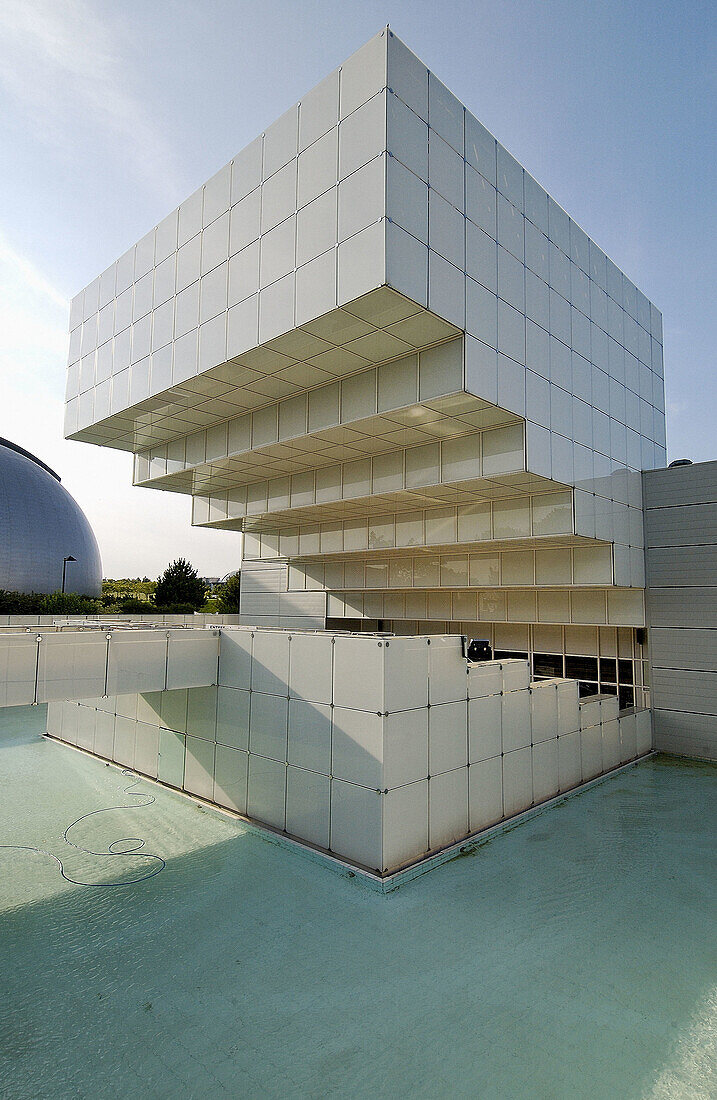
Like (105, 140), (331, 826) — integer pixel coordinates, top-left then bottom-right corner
(153, 558), (206, 611)
(102, 578), (155, 603)
(217, 572), (241, 613)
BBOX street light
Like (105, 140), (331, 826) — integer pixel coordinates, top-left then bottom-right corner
(61, 555), (77, 594)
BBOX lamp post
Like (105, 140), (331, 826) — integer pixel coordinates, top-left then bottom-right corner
(61, 555), (77, 594)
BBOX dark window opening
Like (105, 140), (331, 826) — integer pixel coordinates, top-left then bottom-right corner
(566, 655), (599, 681)
(619, 685), (635, 710)
(533, 653), (564, 678)
(599, 657), (617, 683)
(618, 659), (634, 684)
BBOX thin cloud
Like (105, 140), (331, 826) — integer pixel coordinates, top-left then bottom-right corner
(0, 235), (241, 577)
(0, 234), (67, 311)
(0, 231), (68, 388)
(0, 0), (179, 201)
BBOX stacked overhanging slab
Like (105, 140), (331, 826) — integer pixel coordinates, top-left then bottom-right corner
(65, 28), (666, 706)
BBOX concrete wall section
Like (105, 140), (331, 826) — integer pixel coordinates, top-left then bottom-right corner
(644, 460), (717, 759)
(238, 560), (326, 628)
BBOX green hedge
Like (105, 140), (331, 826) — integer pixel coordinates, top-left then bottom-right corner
(0, 590), (104, 614)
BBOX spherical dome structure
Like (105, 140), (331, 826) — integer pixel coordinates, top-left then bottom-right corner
(0, 438), (102, 595)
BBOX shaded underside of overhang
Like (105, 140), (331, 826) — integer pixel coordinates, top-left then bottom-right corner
(133, 388), (521, 496)
(69, 288), (462, 452)
(244, 533), (606, 559)
(197, 471), (568, 530)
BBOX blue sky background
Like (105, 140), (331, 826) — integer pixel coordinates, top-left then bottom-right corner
(0, 0), (714, 574)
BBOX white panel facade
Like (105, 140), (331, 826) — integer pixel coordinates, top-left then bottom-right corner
(64, 27), (666, 711)
(48, 631), (652, 876)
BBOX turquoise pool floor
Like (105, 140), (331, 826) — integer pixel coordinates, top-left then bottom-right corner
(0, 705), (715, 1099)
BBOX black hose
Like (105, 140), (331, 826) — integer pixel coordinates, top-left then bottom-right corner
(0, 770), (165, 887)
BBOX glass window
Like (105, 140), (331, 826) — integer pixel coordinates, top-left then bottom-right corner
(618, 659), (634, 684)
(533, 653), (563, 678)
(566, 655), (598, 681)
(619, 686), (635, 710)
(599, 657), (617, 684)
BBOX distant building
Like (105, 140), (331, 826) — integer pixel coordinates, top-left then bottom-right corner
(0, 438), (102, 595)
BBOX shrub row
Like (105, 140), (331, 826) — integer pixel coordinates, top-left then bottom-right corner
(0, 591), (214, 616)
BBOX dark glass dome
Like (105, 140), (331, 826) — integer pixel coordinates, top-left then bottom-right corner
(0, 439), (102, 595)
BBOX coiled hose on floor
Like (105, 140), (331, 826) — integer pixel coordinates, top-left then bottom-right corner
(0, 770), (165, 887)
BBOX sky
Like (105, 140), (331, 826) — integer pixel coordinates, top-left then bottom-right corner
(0, 0), (714, 577)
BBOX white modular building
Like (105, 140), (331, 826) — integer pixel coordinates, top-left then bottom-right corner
(65, 27), (666, 710)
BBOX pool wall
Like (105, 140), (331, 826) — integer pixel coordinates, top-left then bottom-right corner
(46, 627), (652, 875)
(0, 625), (219, 707)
